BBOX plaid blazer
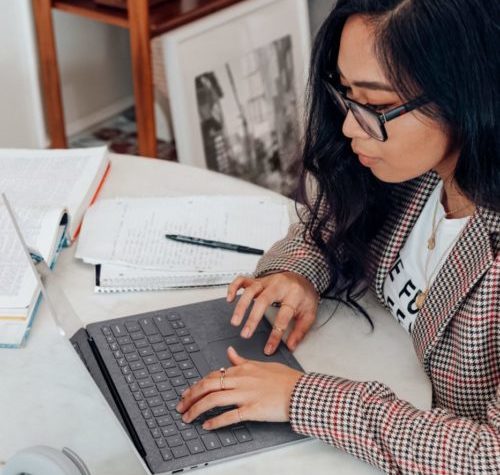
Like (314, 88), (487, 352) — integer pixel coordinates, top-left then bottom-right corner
(255, 172), (500, 474)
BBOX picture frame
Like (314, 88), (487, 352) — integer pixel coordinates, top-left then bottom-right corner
(155, 0), (311, 196)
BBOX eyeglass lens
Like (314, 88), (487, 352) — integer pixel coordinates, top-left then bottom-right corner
(327, 84), (384, 140)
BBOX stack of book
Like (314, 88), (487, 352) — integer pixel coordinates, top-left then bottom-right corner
(0, 147), (109, 348)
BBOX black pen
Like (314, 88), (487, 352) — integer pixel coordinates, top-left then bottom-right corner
(165, 234), (264, 255)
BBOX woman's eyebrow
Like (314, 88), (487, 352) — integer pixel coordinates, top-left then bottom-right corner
(336, 65), (395, 92)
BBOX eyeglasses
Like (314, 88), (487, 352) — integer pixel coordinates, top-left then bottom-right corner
(323, 75), (428, 141)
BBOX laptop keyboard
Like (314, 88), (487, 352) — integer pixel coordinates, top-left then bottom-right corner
(100, 312), (252, 462)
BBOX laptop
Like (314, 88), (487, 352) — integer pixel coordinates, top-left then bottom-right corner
(2, 194), (307, 474)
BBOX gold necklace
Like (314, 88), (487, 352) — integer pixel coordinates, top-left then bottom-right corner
(415, 190), (474, 310)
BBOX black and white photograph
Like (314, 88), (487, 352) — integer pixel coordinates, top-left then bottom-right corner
(194, 36), (301, 196)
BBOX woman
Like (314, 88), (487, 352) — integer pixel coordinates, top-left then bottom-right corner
(177, 0), (499, 472)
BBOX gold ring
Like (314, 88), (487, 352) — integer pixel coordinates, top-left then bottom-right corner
(273, 324), (285, 334)
(219, 367), (226, 390)
(280, 302), (296, 314)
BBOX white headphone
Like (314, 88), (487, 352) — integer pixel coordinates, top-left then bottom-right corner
(3, 446), (90, 475)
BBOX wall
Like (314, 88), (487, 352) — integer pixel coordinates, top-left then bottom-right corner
(0, 0), (333, 149)
(0, 0), (133, 148)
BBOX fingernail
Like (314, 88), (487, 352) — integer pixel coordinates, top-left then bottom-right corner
(202, 422), (210, 430)
(242, 327), (251, 338)
(264, 344), (273, 355)
(176, 403), (183, 412)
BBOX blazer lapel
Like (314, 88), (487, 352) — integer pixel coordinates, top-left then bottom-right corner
(373, 172), (439, 303)
(412, 208), (496, 370)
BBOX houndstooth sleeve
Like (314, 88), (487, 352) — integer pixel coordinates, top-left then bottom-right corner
(254, 202), (334, 294)
(289, 373), (500, 474)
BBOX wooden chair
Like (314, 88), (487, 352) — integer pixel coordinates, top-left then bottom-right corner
(32, 0), (243, 158)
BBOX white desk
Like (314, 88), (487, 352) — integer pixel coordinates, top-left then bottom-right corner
(0, 155), (431, 475)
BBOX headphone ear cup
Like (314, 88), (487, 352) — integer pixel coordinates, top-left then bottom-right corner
(3, 446), (85, 475)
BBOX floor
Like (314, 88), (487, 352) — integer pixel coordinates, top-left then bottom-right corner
(69, 107), (177, 161)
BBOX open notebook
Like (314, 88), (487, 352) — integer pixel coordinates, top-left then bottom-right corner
(76, 195), (290, 292)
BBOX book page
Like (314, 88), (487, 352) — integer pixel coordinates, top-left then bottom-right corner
(0, 202), (64, 310)
(0, 146), (108, 238)
(76, 196), (290, 273)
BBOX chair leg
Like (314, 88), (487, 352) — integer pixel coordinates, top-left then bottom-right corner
(128, 0), (157, 158)
(32, 0), (67, 148)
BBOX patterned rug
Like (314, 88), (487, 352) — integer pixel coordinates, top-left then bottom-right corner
(69, 107), (177, 161)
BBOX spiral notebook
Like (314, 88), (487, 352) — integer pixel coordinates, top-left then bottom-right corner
(76, 195), (290, 292)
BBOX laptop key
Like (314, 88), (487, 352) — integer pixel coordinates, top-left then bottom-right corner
(146, 419), (157, 429)
(152, 342), (168, 352)
(172, 445), (189, 459)
(148, 334), (163, 344)
(138, 378), (154, 389)
(165, 336), (179, 345)
(166, 401), (178, 412)
(143, 387), (158, 398)
(153, 315), (175, 337)
(129, 382), (139, 392)
(174, 352), (189, 362)
(139, 318), (158, 336)
(152, 406), (167, 417)
(183, 369), (199, 379)
(161, 359), (176, 369)
(176, 328), (190, 337)
(179, 360), (193, 370)
(117, 336), (131, 345)
(166, 368), (181, 378)
(187, 439), (205, 455)
(218, 430), (237, 446)
(156, 415), (173, 426)
(201, 433), (222, 450)
(125, 374), (134, 384)
(157, 351), (172, 361)
(156, 381), (172, 392)
(156, 438), (167, 448)
(180, 336), (194, 345)
(161, 449), (173, 461)
(129, 331), (144, 340)
(175, 385), (188, 396)
(148, 364), (163, 374)
(109, 342), (119, 351)
(176, 420), (191, 431)
(134, 369), (149, 380)
(167, 314), (180, 321)
(101, 326), (112, 336)
(169, 343), (183, 353)
(134, 339), (149, 349)
(185, 343), (200, 353)
(138, 400), (148, 410)
(171, 321), (185, 329)
(111, 323), (125, 337)
(121, 366), (131, 375)
(161, 390), (177, 401)
(162, 426), (178, 437)
(130, 361), (144, 371)
(125, 322), (140, 333)
(233, 427), (252, 443)
(166, 435), (183, 448)
(151, 428), (162, 438)
(125, 352), (139, 362)
(139, 348), (153, 357)
(117, 357), (127, 367)
(152, 373), (168, 383)
(147, 397), (163, 407)
(181, 429), (198, 441)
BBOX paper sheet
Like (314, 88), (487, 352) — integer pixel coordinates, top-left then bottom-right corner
(76, 196), (290, 272)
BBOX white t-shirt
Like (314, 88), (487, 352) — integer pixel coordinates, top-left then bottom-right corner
(383, 181), (470, 334)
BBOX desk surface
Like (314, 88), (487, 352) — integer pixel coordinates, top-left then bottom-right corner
(0, 155), (431, 475)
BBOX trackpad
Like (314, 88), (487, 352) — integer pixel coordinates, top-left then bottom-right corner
(204, 332), (290, 370)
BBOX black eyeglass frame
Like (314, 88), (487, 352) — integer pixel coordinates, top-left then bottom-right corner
(323, 74), (428, 141)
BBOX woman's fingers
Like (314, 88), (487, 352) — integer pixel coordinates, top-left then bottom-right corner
(286, 311), (316, 351)
(230, 280), (264, 326)
(239, 290), (275, 338)
(203, 407), (244, 430)
(227, 346), (247, 366)
(263, 304), (297, 355)
(226, 275), (247, 302)
(181, 390), (240, 424)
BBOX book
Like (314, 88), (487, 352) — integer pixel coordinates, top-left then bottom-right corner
(75, 195), (290, 292)
(0, 146), (110, 347)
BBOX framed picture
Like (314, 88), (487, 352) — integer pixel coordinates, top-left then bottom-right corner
(156, 0), (311, 196)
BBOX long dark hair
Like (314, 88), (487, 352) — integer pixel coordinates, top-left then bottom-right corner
(299, 0), (499, 312)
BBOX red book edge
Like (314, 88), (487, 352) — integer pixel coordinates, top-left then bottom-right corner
(71, 161), (112, 241)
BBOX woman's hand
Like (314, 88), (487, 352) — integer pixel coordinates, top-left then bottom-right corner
(227, 271), (320, 354)
(176, 346), (304, 429)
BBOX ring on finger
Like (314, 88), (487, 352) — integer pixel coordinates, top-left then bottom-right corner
(219, 367), (226, 390)
(273, 324), (286, 334)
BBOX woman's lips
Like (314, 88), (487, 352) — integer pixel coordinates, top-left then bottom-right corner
(357, 153), (380, 167)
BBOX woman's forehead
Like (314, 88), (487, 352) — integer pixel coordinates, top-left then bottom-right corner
(337, 14), (389, 87)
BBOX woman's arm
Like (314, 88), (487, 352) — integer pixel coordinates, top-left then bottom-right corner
(291, 373), (500, 474)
